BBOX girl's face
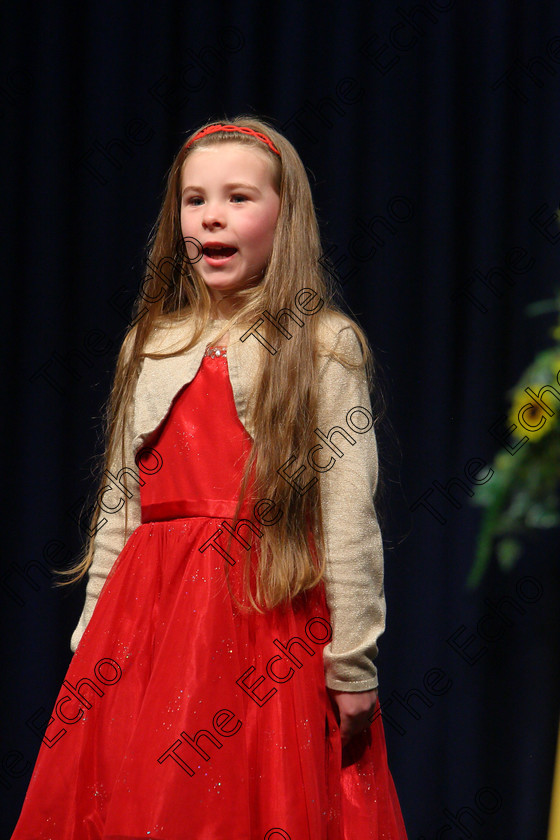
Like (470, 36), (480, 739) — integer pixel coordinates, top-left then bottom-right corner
(180, 143), (281, 303)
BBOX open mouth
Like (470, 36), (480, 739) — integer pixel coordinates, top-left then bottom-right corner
(203, 245), (238, 260)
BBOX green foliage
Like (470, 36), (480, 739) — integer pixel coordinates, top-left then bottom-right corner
(468, 291), (560, 587)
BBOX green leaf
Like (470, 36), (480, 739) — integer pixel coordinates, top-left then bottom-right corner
(468, 477), (514, 588)
(496, 537), (522, 572)
(526, 299), (559, 317)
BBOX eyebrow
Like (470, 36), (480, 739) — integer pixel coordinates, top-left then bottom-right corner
(181, 182), (261, 196)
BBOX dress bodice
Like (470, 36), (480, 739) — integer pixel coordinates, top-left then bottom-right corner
(137, 346), (255, 523)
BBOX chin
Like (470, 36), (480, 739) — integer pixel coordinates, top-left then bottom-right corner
(206, 281), (241, 293)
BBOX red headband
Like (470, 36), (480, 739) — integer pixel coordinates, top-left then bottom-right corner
(184, 124), (281, 156)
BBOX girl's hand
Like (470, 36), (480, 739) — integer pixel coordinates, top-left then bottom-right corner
(328, 688), (379, 748)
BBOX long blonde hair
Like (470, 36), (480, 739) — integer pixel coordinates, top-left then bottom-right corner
(55, 115), (381, 613)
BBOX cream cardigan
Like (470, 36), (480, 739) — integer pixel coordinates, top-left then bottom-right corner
(70, 311), (386, 692)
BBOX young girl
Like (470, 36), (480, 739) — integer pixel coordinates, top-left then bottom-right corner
(11, 116), (408, 840)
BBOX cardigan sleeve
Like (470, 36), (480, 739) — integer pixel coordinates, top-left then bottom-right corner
(69, 346), (143, 653)
(316, 324), (386, 692)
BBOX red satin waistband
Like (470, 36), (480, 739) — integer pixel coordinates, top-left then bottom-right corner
(141, 498), (256, 524)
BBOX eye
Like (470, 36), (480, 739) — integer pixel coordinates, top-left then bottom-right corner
(231, 194), (248, 203)
(186, 196), (203, 206)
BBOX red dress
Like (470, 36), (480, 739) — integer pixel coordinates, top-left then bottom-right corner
(11, 346), (408, 840)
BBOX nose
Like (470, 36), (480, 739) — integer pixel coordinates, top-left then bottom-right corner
(202, 201), (225, 229)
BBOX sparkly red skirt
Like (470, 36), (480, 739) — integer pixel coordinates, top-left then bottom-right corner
(11, 349), (408, 840)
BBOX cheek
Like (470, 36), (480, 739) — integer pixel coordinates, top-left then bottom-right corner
(180, 208), (190, 235)
(242, 210), (278, 251)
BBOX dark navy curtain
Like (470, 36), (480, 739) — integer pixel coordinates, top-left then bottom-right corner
(3, 1), (560, 836)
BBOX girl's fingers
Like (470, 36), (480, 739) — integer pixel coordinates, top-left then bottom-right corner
(327, 686), (379, 745)
(339, 707), (376, 745)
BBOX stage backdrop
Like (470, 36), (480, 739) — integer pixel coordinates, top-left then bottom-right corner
(2, 1), (560, 837)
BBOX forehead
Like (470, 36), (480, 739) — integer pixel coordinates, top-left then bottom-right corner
(181, 142), (276, 185)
